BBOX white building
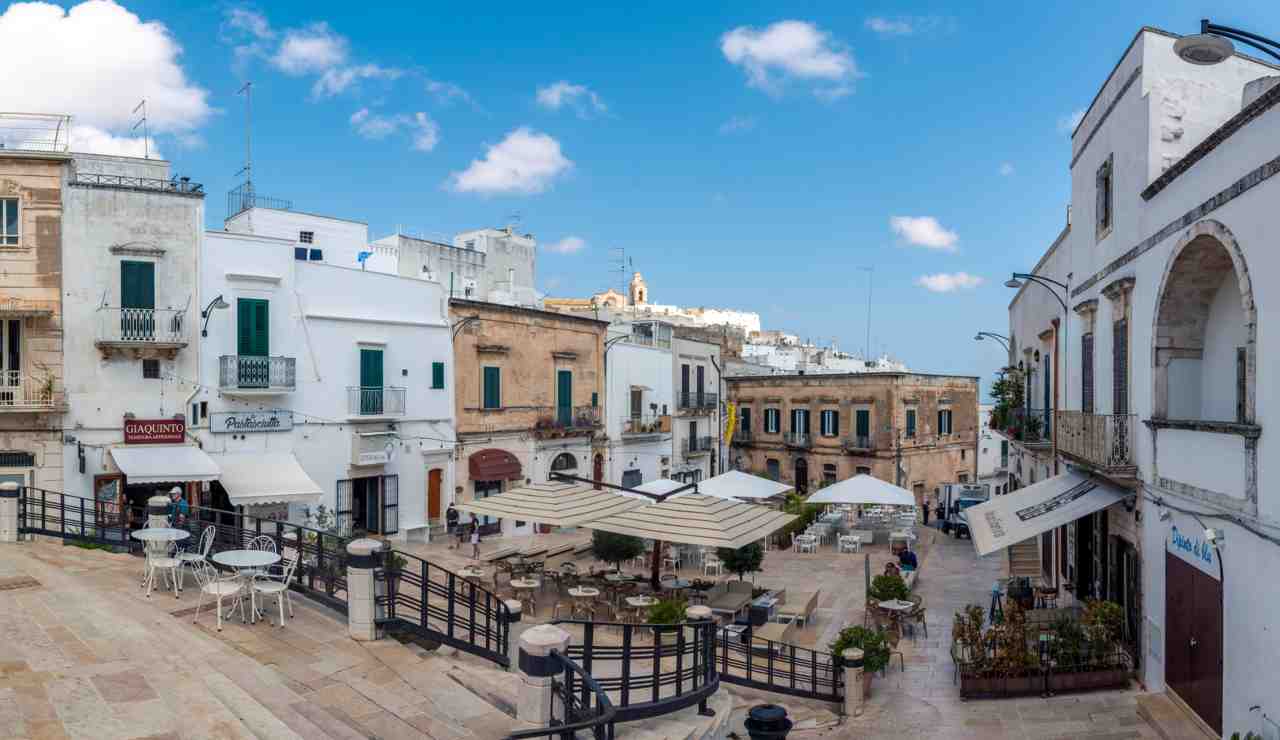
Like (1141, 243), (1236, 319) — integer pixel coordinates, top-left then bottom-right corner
(1001, 27), (1280, 736)
(372, 226), (538, 307)
(977, 405), (1010, 495)
(196, 216), (455, 541)
(225, 204), (370, 270)
(603, 320), (675, 487)
(671, 333), (722, 483)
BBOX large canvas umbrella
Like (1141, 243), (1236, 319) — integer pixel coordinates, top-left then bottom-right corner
(804, 474), (916, 507)
(694, 470), (792, 501)
(453, 479), (647, 528)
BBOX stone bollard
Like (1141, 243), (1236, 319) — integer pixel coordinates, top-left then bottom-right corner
(842, 648), (864, 718)
(685, 605), (713, 622)
(346, 538), (389, 641)
(0, 481), (18, 543)
(516, 623), (571, 727)
(147, 493), (175, 529)
(504, 599), (525, 667)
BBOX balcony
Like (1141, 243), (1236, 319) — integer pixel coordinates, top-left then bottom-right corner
(534, 405), (602, 438)
(95, 306), (189, 359)
(0, 372), (58, 412)
(731, 428), (753, 445)
(842, 434), (872, 452)
(623, 413), (670, 437)
(219, 356), (296, 395)
(1004, 407), (1053, 447)
(677, 391), (718, 414)
(783, 431), (811, 448)
(1057, 411), (1137, 476)
(683, 435), (714, 456)
(347, 386), (407, 418)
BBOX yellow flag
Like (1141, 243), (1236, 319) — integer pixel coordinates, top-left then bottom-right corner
(724, 401), (736, 443)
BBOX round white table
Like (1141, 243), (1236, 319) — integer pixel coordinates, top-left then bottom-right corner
(659, 579), (690, 592)
(131, 528), (190, 596)
(212, 550), (282, 623)
(604, 572), (634, 583)
(510, 578), (540, 590)
(626, 595), (657, 608)
(568, 586), (600, 598)
(878, 598), (915, 612)
(458, 567), (487, 581)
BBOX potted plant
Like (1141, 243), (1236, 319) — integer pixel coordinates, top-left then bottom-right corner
(868, 573), (910, 602)
(717, 543), (764, 582)
(590, 530), (645, 573)
(829, 625), (890, 696)
(1046, 600), (1130, 692)
(648, 598), (687, 650)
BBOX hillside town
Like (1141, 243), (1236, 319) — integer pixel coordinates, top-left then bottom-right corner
(0, 6), (1276, 740)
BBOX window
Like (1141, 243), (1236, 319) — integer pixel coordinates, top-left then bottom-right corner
(855, 409), (870, 443)
(961, 449), (966, 461)
(308, 248), (323, 261)
(431, 361), (445, 389)
(958, 472), (969, 483)
(764, 408), (780, 434)
(630, 388), (643, 418)
(142, 359), (160, 379)
(820, 409), (839, 437)
(1, 320), (20, 385)
(1096, 154), (1113, 238)
(1081, 333), (1095, 414)
(937, 409), (953, 435)
(1236, 347), (1248, 423)
(790, 408), (810, 434)
(358, 348), (385, 415)
(765, 458), (781, 480)
(294, 247), (308, 261)
(299, 230), (314, 244)
(551, 453), (577, 473)
(482, 366), (501, 409)
(0, 198), (18, 245)
(905, 408), (916, 438)
(1113, 319), (1128, 415)
(855, 466), (872, 476)
(822, 464), (837, 485)
(740, 407), (752, 434)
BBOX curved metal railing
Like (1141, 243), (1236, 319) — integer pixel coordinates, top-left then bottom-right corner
(507, 650), (616, 740)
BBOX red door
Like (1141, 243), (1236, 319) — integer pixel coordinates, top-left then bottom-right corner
(1164, 552), (1222, 734)
(592, 454), (603, 490)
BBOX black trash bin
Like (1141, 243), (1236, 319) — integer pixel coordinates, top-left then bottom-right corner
(744, 704), (792, 740)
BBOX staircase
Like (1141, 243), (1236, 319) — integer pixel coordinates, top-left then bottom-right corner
(1008, 537), (1041, 578)
(1136, 692), (1218, 740)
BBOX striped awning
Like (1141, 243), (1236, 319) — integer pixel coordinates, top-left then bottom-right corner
(584, 493), (796, 549)
(453, 480), (648, 527)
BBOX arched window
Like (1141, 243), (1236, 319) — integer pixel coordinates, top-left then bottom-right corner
(550, 453), (577, 473)
(1153, 221), (1255, 423)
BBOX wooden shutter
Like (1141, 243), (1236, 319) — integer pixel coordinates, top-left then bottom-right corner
(856, 409), (869, 438)
(432, 361), (445, 389)
(359, 349), (384, 415)
(381, 475), (399, 535)
(906, 409), (916, 437)
(1081, 333), (1095, 413)
(1236, 347), (1247, 423)
(1113, 319), (1128, 415)
(483, 366), (501, 409)
(741, 407), (751, 433)
(237, 299), (269, 356)
(557, 370), (572, 425)
(120, 261), (155, 309)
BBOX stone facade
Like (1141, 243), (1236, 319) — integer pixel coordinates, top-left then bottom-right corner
(0, 152), (67, 491)
(726, 372), (978, 509)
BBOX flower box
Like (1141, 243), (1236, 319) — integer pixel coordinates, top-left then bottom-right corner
(959, 672), (1043, 699)
(1047, 667), (1128, 693)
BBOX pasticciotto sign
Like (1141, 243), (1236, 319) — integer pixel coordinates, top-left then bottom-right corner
(210, 411), (293, 434)
(123, 417), (186, 445)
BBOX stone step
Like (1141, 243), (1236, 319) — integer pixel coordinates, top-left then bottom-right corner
(203, 671), (309, 740)
(1136, 692), (1217, 740)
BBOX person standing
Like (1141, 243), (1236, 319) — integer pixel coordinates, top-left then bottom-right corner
(922, 498), (931, 526)
(168, 488), (189, 528)
(469, 524), (482, 560)
(445, 504), (459, 548)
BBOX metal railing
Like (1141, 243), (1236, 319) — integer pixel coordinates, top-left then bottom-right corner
(677, 391), (718, 411)
(72, 173), (204, 195)
(227, 182), (293, 219)
(623, 413), (668, 435)
(625, 331), (671, 350)
(0, 112), (71, 152)
(717, 628), (844, 703)
(219, 355), (296, 391)
(1056, 411), (1136, 472)
(1006, 407), (1052, 445)
(380, 551), (511, 667)
(347, 386), (407, 416)
(507, 651), (616, 740)
(96, 307), (188, 344)
(732, 428), (753, 444)
(0, 371), (57, 410)
(842, 434), (871, 450)
(783, 432), (811, 448)
(683, 436), (714, 455)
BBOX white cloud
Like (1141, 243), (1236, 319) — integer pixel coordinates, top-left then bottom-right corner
(545, 236), (586, 254)
(224, 7), (272, 41)
(271, 21), (347, 74)
(1058, 108), (1085, 136)
(449, 127), (572, 195)
(999, 162), (1015, 176)
(0, 0), (212, 149)
(721, 20), (858, 99)
(426, 78), (474, 106)
(349, 108), (439, 152)
(864, 15), (949, 37)
(916, 272), (985, 292)
(313, 63), (401, 98)
(535, 81), (607, 116)
(718, 115), (757, 134)
(890, 215), (959, 251)
(69, 125), (159, 159)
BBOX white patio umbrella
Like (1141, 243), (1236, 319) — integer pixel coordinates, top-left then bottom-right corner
(453, 479), (648, 528)
(693, 470), (792, 501)
(585, 493), (797, 551)
(803, 474), (916, 508)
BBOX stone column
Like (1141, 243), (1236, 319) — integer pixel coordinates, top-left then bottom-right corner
(147, 491), (176, 529)
(346, 538), (388, 642)
(843, 648), (864, 718)
(516, 623), (571, 727)
(504, 599), (525, 667)
(0, 481), (18, 543)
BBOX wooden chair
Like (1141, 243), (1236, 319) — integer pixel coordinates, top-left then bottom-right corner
(907, 605), (928, 640)
(863, 598), (881, 628)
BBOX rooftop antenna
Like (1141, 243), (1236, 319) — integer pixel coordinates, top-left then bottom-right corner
(131, 99), (149, 159)
(857, 266), (874, 360)
(610, 247), (627, 297)
(236, 81), (254, 232)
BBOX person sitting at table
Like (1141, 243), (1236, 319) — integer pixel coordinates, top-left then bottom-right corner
(898, 548), (918, 572)
(168, 489), (189, 528)
(883, 561), (901, 578)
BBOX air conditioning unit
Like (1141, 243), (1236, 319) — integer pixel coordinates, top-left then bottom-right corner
(352, 431), (395, 466)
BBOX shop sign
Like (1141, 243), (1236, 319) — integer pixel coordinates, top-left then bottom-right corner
(1167, 517), (1220, 580)
(248, 502), (290, 522)
(123, 417), (186, 445)
(210, 410), (293, 434)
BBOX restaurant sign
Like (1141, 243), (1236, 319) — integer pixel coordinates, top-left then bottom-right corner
(123, 417), (187, 445)
(210, 410), (293, 434)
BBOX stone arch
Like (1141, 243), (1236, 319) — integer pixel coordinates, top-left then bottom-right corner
(1151, 219), (1256, 422)
(550, 452), (578, 473)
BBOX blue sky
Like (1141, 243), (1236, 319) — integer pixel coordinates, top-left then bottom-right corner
(5, 0), (1279, 395)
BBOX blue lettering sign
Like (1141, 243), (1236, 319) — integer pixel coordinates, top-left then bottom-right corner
(1170, 525), (1214, 567)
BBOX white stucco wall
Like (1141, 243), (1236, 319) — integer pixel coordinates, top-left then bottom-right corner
(671, 336), (721, 480)
(225, 207), (370, 270)
(604, 329), (675, 487)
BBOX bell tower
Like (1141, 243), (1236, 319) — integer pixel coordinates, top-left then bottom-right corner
(629, 271), (648, 306)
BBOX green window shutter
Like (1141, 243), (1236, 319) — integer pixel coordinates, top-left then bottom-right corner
(856, 409), (869, 437)
(237, 299), (269, 356)
(483, 366), (501, 409)
(591, 391), (598, 408)
(431, 362), (445, 389)
(906, 410), (916, 436)
(360, 348), (384, 388)
(120, 261), (155, 310)
(557, 370), (572, 425)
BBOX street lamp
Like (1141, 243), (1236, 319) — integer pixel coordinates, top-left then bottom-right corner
(1006, 273), (1071, 455)
(200, 294), (230, 337)
(974, 331), (1011, 352)
(1175, 19), (1280, 65)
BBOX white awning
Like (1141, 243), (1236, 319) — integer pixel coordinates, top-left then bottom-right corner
(632, 479), (687, 496)
(694, 470), (792, 501)
(804, 475), (915, 507)
(585, 494), (796, 549)
(454, 480), (649, 527)
(110, 445), (220, 485)
(215, 453), (323, 508)
(966, 471), (1127, 557)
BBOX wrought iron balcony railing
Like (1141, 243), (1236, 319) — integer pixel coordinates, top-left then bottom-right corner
(96, 307), (188, 345)
(623, 413), (669, 435)
(347, 386), (407, 417)
(219, 355), (296, 392)
(732, 428), (753, 444)
(842, 434), (872, 451)
(72, 173), (204, 196)
(1005, 407), (1053, 446)
(683, 436), (714, 455)
(677, 391), (718, 411)
(0, 371), (57, 411)
(783, 431), (811, 448)
(1056, 411), (1136, 474)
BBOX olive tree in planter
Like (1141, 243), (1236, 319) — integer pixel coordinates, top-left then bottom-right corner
(868, 573), (910, 602)
(716, 542), (764, 582)
(647, 598), (687, 650)
(829, 626), (890, 697)
(1046, 600), (1131, 693)
(591, 530), (645, 573)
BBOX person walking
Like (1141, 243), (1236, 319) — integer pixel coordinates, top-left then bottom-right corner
(445, 504), (459, 549)
(922, 498), (931, 526)
(469, 524), (482, 560)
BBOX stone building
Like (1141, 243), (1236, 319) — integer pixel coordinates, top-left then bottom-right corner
(373, 226), (538, 307)
(450, 299), (607, 537)
(0, 141), (67, 491)
(726, 372), (978, 507)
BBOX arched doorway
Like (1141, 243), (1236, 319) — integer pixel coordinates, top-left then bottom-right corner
(794, 458), (809, 494)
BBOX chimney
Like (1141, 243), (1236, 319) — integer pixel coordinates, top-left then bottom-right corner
(1243, 76), (1280, 109)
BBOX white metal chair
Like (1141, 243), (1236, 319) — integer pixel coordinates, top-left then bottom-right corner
(662, 548), (681, 572)
(703, 556), (724, 576)
(144, 539), (181, 599)
(177, 525), (215, 588)
(246, 534), (277, 577)
(839, 536), (861, 554)
(252, 556), (298, 627)
(190, 560), (245, 631)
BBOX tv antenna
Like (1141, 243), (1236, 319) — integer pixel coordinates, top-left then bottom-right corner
(610, 247), (627, 295)
(857, 266), (874, 359)
(236, 81), (254, 231)
(131, 100), (149, 159)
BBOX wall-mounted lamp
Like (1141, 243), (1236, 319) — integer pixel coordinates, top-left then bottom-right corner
(200, 294), (230, 337)
(1158, 509), (1172, 522)
(1123, 495), (1137, 513)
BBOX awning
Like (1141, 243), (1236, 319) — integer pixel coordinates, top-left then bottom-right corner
(454, 480), (647, 527)
(966, 471), (1127, 557)
(110, 445), (220, 485)
(585, 494), (797, 550)
(695, 470), (792, 501)
(632, 479), (687, 496)
(470, 448), (523, 481)
(215, 453), (323, 508)
(804, 474), (915, 507)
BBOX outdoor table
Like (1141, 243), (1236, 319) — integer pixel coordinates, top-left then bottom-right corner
(211, 550), (281, 622)
(604, 572), (634, 583)
(660, 579), (691, 594)
(131, 528), (191, 595)
(568, 586), (601, 618)
(838, 534), (862, 553)
(458, 566), (486, 584)
(626, 595), (657, 608)
(718, 623), (749, 645)
(794, 534), (818, 553)
(510, 578), (540, 590)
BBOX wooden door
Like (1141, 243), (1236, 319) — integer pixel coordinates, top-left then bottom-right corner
(593, 454), (603, 490)
(1165, 552), (1223, 734)
(427, 469), (442, 521)
(556, 370), (572, 426)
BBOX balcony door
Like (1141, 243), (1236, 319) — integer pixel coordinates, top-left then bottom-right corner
(360, 348), (384, 415)
(1, 319), (20, 403)
(557, 370), (572, 426)
(695, 365), (705, 402)
(681, 364), (690, 398)
(236, 299), (269, 388)
(120, 261), (155, 341)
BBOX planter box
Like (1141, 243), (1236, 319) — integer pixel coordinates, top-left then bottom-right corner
(1047, 668), (1128, 693)
(959, 673), (1043, 699)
